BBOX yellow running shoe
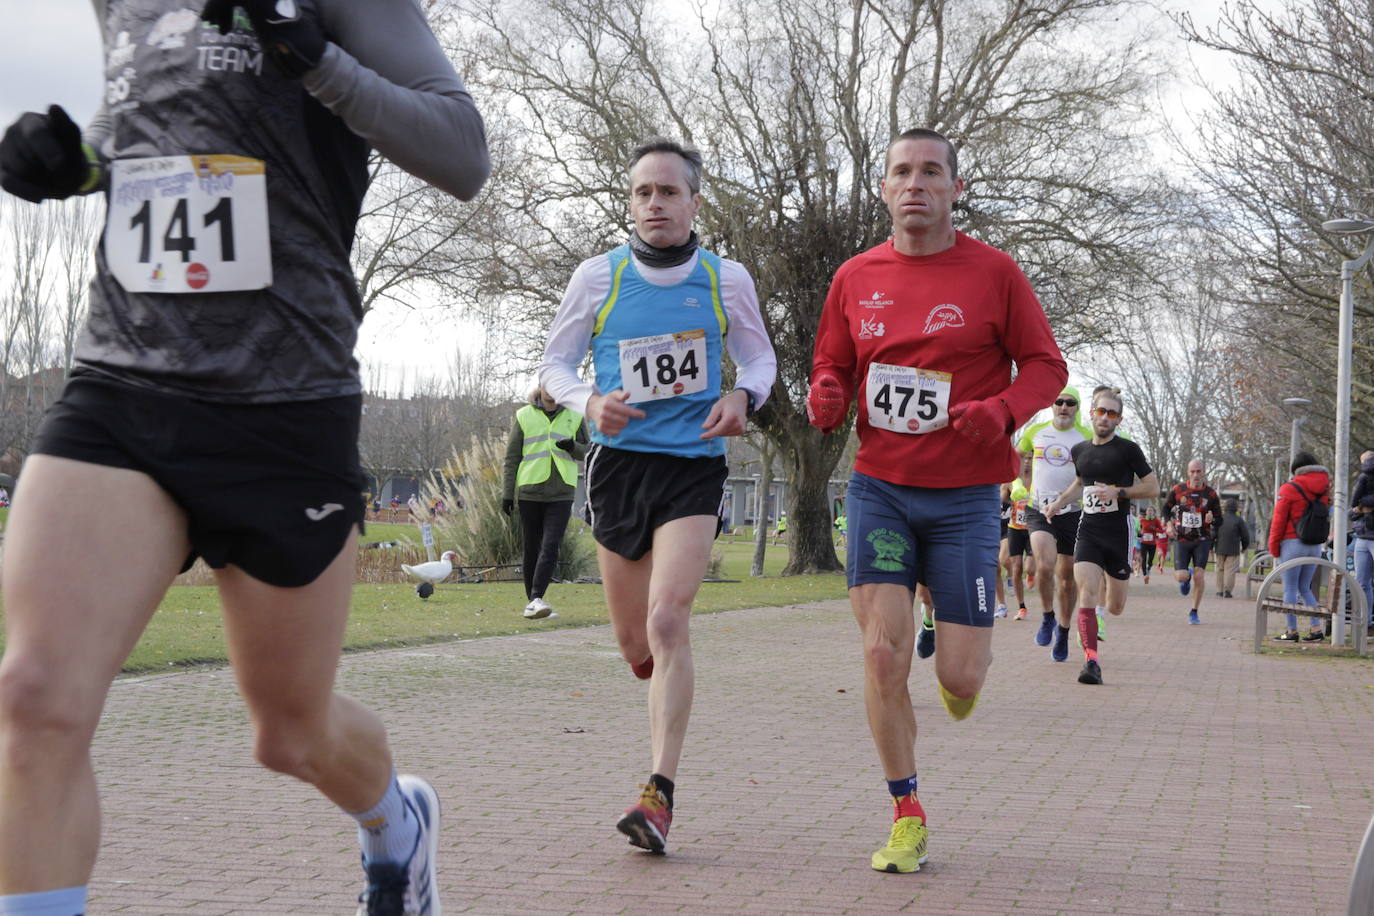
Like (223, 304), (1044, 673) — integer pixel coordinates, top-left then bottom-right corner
(938, 682), (978, 720)
(871, 815), (928, 873)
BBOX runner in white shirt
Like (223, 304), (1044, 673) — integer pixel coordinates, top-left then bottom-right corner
(1016, 386), (1091, 662)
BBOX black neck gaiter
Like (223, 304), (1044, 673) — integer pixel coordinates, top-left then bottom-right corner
(629, 229), (699, 268)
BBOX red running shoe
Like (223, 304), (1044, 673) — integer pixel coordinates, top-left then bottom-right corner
(617, 783), (672, 852)
(630, 655), (654, 679)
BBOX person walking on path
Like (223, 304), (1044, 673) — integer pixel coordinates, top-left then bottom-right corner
(808, 127), (1066, 875)
(1350, 450), (1374, 632)
(1041, 388), (1158, 685)
(1213, 499), (1251, 598)
(1268, 451), (1331, 642)
(1137, 505), (1164, 584)
(1018, 386), (1091, 660)
(1163, 460), (1222, 624)
(1001, 455), (1033, 619)
(0, 2), (490, 913)
(539, 137), (776, 855)
(502, 387), (590, 620)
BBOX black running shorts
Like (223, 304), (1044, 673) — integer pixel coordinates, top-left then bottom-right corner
(1074, 525), (1132, 580)
(1175, 538), (1212, 571)
(1025, 506), (1080, 556)
(31, 375), (365, 588)
(1006, 527), (1031, 558)
(584, 444), (727, 560)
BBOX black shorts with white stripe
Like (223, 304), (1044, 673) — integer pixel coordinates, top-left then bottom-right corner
(584, 444), (728, 560)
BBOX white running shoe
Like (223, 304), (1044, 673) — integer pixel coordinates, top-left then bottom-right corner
(994, 605), (1008, 618)
(523, 597), (553, 619)
(356, 774), (441, 915)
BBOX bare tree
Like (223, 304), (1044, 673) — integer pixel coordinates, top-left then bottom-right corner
(53, 196), (100, 374)
(449, 0), (1169, 572)
(358, 348), (517, 500)
(1180, 0), (1374, 487)
(0, 198), (60, 464)
(748, 435), (776, 577)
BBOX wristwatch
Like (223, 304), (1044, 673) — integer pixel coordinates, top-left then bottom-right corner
(735, 388), (756, 415)
(1117, 488), (1128, 501)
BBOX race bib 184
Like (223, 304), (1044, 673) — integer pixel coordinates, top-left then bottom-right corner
(618, 330), (708, 403)
(106, 155), (271, 294)
(865, 362), (950, 435)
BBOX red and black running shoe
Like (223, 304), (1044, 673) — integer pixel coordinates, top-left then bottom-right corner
(616, 783), (672, 853)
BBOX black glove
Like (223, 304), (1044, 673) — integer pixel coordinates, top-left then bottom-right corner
(501, 498), (514, 516)
(201, 0), (326, 77)
(0, 105), (98, 203)
(555, 438), (575, 453)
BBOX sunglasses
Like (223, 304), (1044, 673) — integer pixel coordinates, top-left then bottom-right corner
(1091, 407), (1121, 419)
(1054, 398), (1077, 407)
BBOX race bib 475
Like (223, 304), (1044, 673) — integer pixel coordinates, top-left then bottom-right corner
(865, 362), (950, 435)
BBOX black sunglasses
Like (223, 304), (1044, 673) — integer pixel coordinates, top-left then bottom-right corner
(1054, 398), (1077, 407)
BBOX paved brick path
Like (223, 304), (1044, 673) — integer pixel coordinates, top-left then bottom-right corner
(88, 578), (1374, 914)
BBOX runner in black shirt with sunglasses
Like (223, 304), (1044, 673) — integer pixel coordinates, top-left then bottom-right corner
(1042, 387), (1158, 684)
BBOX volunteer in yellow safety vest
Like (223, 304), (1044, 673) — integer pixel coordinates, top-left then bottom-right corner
(502, 386), (590, 619)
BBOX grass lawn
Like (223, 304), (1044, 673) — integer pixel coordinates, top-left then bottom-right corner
(0, 531), (846, 674)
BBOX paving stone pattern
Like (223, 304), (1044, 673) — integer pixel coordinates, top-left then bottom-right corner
(89, 580), (1374, 914)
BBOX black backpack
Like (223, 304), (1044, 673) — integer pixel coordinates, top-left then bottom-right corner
(1288, 480), (1331, 546)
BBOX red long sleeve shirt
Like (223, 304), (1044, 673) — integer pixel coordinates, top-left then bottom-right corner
(812, 234), (1066, 488)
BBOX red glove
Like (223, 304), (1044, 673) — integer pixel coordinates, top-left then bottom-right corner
(806, 371), (846, 433)
(948, 398), (1012, 443)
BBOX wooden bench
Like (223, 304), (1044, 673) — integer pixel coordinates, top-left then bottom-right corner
(1253, 555), (1369, 655)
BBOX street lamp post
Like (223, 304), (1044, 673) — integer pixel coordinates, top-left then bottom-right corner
(1321, 218), (1374, 648)
(1282, 397), (1311, 465)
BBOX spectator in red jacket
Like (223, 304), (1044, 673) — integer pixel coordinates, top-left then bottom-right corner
(1268, 450), (1330, 642)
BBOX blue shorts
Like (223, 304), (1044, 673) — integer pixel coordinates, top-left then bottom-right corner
(845, 471), (999, 627)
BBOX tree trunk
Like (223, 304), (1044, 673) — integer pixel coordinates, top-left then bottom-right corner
(750, 441), (775, 577)
(779, 419), (845, 575)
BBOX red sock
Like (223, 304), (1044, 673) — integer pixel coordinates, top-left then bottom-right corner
(1077, 607), (1098, 660)
(893, 793), (926, 822)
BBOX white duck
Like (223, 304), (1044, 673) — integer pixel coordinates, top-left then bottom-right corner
(401, 550), (457, 599)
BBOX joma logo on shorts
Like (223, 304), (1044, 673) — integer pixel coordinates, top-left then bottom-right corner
(975, 575), (987, 612)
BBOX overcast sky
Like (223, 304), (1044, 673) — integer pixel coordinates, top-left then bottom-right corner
(0, 0), (1266, 393)
(0, 3), (104, 129)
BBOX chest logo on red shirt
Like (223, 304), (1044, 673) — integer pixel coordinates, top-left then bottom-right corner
(858, 317), (886, 339)
(924, 304), (965, 334)
(859, 291), (894, 309)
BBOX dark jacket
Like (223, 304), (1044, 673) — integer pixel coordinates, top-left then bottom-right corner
(1351, 454), (1374, 540)
(1215, 511), (1251, 556)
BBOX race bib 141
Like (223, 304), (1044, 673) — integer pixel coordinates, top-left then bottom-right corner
(106, 155), (271, 294)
